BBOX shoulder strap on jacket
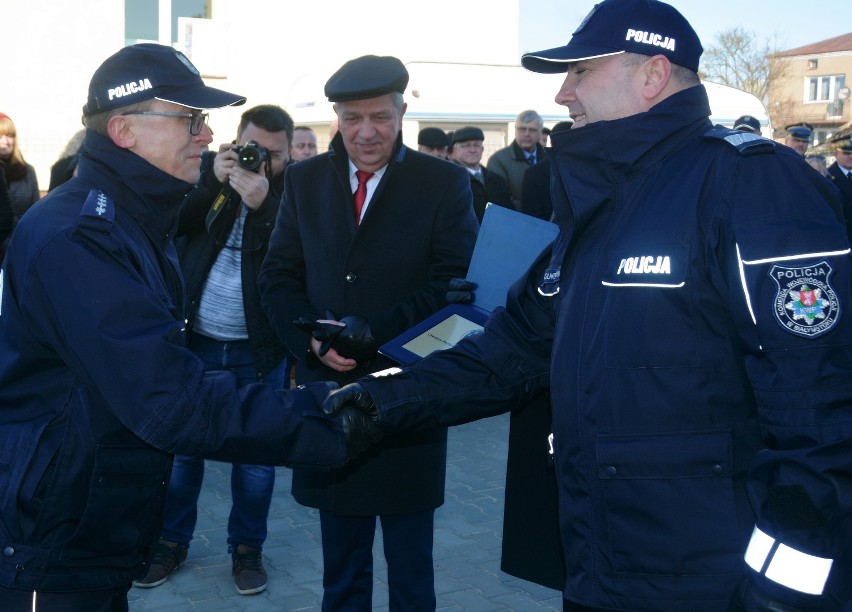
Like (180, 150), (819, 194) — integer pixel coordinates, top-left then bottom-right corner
(78, 188), (115, 233)
(704, 125), (776, 156)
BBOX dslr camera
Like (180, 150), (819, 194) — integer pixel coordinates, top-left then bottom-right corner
(233, 140), (269, 172)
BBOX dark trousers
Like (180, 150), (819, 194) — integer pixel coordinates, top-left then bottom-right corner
(0, 585), (130, 612)
(319, 509), (436, 612)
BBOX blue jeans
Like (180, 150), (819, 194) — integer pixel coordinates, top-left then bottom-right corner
(160, 332), (289, 551)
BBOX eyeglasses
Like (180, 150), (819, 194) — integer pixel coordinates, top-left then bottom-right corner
(454, 142), (484, 150)
(121, 111), (209, 136)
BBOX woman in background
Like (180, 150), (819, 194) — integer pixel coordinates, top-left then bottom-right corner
(0, 113), (40, 263)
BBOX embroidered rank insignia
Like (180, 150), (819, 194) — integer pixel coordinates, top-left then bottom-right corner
(771, 261), (840, 338)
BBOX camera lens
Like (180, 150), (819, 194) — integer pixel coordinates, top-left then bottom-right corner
(238, 147), (262, 171)
(235, 140), (268, 172)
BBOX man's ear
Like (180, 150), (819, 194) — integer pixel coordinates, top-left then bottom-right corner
(642, 55), (673, 100)
(106, 114), (136, 150)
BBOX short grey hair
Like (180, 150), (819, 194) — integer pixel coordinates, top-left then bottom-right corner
(620, 53), (700, 87)
(333, 91), (405, 116)
(515, 109), (543, 129)
(84, 99), (156, 136)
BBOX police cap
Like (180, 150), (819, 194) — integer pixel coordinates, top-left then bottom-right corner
(733, 115), (761, 133)
(84, 43), (245, 117)
(785, 122), (813, 142)
(831, 135), (852, 153)
(452, 126), (485, 144)
(325, 55), (409, 103)
(521, 0), (703, 74)
(418, 127), (449, 148)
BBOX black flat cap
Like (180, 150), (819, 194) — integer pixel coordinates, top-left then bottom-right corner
(452, 126), (485, 144)
(325, 55), (409, 102)
(418, 127), (449, 147)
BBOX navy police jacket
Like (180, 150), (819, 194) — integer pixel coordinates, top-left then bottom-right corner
(0, 131), (346, 593)
(358, 86), (852, 610)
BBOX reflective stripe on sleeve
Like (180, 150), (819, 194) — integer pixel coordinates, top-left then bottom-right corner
(744, 526), (833, 595)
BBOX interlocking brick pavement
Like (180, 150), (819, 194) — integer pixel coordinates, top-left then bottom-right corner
(129, 414), (562, 611)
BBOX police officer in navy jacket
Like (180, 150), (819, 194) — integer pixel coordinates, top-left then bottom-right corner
(258, 55), (478, 611)
(322, 2), (852, 610)
(0, 44), (371, 610)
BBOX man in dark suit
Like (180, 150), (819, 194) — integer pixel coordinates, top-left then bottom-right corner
(258, 55), (478, 611)
(451, 126), (512, 221)
(827, 135), (852, 243)
(519, 120), (573, 222)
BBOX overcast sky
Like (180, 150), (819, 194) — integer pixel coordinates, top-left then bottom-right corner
(520, 0), (851, 56)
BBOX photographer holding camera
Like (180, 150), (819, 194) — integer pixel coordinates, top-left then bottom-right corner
(133, 104), (295, 595)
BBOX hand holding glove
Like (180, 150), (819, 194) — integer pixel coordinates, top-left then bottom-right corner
(294, 311), (377, 362)
(294, 313), (346, 357)
(333, 314), (377, 362)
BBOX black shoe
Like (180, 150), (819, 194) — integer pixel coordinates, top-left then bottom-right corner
(133, 539), (187, 588)
(232, 544), (267, 595)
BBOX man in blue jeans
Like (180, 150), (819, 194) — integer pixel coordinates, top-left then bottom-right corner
(133, 105), (295, 595)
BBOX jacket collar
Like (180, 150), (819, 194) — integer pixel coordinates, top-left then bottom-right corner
(553, 84), (712, 184)
(77, 130), (194, 241)
(511, 140), (545, 163)
(547, 84), (712, 243)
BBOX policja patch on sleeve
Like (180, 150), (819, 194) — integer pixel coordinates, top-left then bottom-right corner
(770, 262), (840, 338)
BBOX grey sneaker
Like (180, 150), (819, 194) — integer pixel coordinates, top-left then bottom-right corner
(133, 539), (187, 588)
(232, 544), (267, 595)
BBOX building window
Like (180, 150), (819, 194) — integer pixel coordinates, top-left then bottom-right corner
(807, 59), (818, 70)
(806, 75), (846, 102)
(125, 0), (209, 45)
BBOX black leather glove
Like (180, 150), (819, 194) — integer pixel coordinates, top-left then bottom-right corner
(728, 578), (807, 612)
(294, 311), (377, 362)
(334, 406), (382, 462)
(322, 382), (379, 423)
(446, 277), (476, 304)
(294, 314), (346, 357)
(332, 315), (377, 362)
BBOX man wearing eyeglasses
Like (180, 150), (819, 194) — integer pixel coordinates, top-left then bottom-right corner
(0, 43), (375, 611)
(451, 126), (512, 221)
(132, 105), (295, 595)
(486, 109), (548, 209)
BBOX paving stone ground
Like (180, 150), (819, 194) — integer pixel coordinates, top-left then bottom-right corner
(128, 413), (563, 611)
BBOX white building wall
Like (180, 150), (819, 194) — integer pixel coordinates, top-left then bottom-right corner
(4, 0), (124, 191)
(5, 0), (524, 189)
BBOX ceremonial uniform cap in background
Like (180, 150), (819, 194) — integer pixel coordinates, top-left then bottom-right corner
(785, 123), (814, 142)
(831, 135), (852, 152)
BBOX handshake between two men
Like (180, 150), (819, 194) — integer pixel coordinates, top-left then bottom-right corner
(298, 277), (478, 462)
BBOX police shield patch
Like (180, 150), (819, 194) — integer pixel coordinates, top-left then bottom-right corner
(771, 261), (840, 338)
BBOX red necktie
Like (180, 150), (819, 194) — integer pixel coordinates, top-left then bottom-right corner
(353, 170), (373, 226)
